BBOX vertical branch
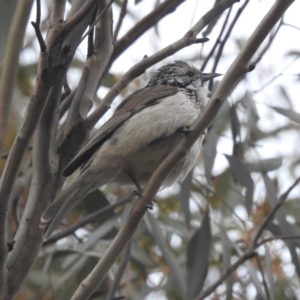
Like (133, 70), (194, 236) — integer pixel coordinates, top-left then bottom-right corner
(0, 0), (34, 295)
(0, 0), (34, 153)
(51, 0), (67, 24)
(57, 0), (114, 174)
(113, 0), (128, 42)
(3, 0), (97, 297)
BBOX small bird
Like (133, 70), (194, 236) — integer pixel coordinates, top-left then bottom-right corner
(41, 61), (220, 239)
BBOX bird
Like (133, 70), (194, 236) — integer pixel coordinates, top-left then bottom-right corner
(40, 61), (220, 239)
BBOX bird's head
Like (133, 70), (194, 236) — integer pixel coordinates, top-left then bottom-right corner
(146, 61), (221, 91)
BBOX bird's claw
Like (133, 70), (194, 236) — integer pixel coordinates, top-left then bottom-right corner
(145, 203), (154, 210)
(179, 126), (197, 134)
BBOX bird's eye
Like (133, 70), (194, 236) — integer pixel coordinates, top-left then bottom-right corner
(186, 71), (195, 77)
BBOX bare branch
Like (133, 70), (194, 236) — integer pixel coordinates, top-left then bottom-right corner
(113, 0), (128, 42)
(196, 250), (258, 300)
(253, 54), (300, 93)
(201, 5), (232, 72)
(252, 17), (283, 65)
(36, 0), (41, 25)
(209, 0), (249, 90)
(111, 0), (185, 62)
(0, 0), (37, 294)
(62, 0), (97, 33)
(257, 234), (300, 248)
(256, 256), (271, 300)
(51, 0), (66, 24)
(31, 21), (47, 52)
(79, 0), (114, 45)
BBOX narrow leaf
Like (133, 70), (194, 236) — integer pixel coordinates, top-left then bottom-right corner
(246, 157), (282, 173)
(225, 155), (254, 213)
(270, 106), (300, 125)
(146, 213), (187, 297)
(263, 175), (300, 280)
(241, 92), (259, 129)
(180, 169), (193, 227)
(186, 210), (211, 300)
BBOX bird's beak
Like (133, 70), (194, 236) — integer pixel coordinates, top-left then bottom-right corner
(201, 73), (222, 82)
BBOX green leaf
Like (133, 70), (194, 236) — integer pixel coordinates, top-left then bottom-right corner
(146, 213), (187, 298)
(241, 92), (259, 129)
(186, 210), (211, 300)
(270, 106), (300, 125)
(180, 169), (193, 228)
(225, 155), (254, 213)
(246, 157), (283, 173)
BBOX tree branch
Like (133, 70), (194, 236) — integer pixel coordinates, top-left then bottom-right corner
(0, 1), (35, 289)
(196, 250), (257, 300)
(111, 0), (185, 62)
(50, 0), (66, 24)
(113, 0), (128, 42)
(209, 0), (249, 90)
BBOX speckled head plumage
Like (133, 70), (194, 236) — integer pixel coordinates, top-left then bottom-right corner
(146, 61), (202, 89)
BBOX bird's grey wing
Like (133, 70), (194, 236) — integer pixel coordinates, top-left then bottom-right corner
(62, 85), (178, 177)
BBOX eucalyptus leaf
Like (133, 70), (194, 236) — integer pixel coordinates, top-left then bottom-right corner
(246, 157), (283, 173)
(270, 106), (300, 125)
(146, 212), (187, 298)
(241, 92), (259, 129)
(180, 169), (193, 227)
(225, 155), (254, 213)
(186, 210), (211, 300)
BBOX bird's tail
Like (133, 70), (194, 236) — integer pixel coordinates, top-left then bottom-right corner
(40, 174), (99, 240)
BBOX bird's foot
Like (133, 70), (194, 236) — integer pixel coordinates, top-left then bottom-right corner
(133, 189), (157, 210)
(178, 125), (197, 134)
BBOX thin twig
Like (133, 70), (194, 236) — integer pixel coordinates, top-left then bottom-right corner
(209, 0), (249, 90)
(257, 234), (300, 248)
(196, 250), (258, 300)
(113, 0), (128, 42)
(31, 22), (47, 52)
(252, 176), (300, 246)
(252, 17), (283, 65)
(43, 192), (134, 245)
(63, 0), (98, 33)
(79, 0), (114, 45)
(253, 55), (300, 94)
(111, 0), (185, 62)
(87, 4), (98, 57)
(201, 5), (232, 72)
(36, 0), (41, 25)
(255, 256), (271, 300)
